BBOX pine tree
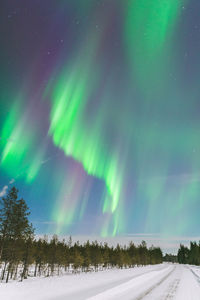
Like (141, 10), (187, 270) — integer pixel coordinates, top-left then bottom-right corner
(0, 187), (34, 282)
(73, 249), (83, 272)
(0, 187), (18, 260)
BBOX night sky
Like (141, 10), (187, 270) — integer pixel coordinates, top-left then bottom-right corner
(1, 0), (200, 238)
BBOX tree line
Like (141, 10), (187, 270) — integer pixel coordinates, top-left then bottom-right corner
(0, 187), (163, 282)
(177, 242), (200, 265)
(163, 253), (177, 263)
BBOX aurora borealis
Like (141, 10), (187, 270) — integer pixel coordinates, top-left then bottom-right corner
(1, 0), (200, 238)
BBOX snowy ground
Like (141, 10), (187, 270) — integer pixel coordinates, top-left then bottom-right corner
(0, 264), (200, 300)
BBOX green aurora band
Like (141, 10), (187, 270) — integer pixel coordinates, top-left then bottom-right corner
(0, 99), (45, 184)
(47, 1), (186, 235)
(125, 0), (186, 94)
(48, 30), (124, 236)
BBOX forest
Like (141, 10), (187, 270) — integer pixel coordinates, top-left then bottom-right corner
(0, 187), (163, 282)
(177, 242), (200, 265)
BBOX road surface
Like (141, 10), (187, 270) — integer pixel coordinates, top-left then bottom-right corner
(0, 264), (200, 300)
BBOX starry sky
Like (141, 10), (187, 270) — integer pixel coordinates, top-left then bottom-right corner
(1, 0), (200, 238)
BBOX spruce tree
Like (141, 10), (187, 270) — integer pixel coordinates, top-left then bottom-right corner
(0, 187), (34, 282)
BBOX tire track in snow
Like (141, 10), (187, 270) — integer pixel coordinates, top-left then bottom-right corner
(189, 267), (200, 284)
(87, 266), (174, 300)
(55, 265), (169, 300)
(174, 266), (200, 299)
(134, 267), (175, 300)
(163, 279), (180, 300)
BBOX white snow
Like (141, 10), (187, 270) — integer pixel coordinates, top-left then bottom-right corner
(175, 266), (200, 300)
(88, 265), (173, 300)
(0, 264), (200, 300)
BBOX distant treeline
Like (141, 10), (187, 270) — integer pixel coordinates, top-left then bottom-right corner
(163, 243), (200, 265)
(163, 254), (177, 263)
(177, 242), (200, 265)
(0, 187), (163, 282)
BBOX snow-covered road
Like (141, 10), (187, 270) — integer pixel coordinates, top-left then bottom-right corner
(0, 264), (200, 300)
